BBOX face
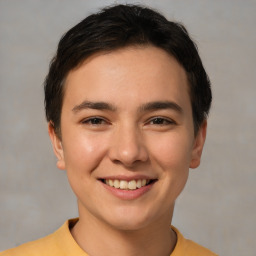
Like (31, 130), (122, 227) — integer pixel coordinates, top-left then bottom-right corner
(49, 46), (206, 231)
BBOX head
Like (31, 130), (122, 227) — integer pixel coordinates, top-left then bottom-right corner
(44, 4), (211, 138)
(45, 4), (212, 231)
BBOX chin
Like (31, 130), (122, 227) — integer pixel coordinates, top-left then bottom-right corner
(108, 218), (150, 231)
(103, 207), (157, 231)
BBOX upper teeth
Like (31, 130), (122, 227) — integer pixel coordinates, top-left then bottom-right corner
(105, 179), (148, 190)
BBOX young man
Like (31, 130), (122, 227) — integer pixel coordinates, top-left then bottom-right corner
(1, 4), (217, 256)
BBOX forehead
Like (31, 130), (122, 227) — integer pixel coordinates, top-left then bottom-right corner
(63, 46), (190, 110)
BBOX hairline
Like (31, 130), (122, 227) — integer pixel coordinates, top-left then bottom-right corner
(54, 43), (198, 138)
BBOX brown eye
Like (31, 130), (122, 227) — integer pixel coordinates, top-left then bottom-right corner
(82, 117), (106, 125)
(149, 117), (174, 125)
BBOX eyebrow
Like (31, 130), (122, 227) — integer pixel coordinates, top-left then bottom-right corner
(72, 100), (183, 114)
(139, 101), (183, 114)
(72, 101), (117, 113)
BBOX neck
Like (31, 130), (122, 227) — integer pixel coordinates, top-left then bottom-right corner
(71, 204), (176, 256)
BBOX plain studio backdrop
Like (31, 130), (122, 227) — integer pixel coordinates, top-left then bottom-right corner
(0, 0), (255, 255)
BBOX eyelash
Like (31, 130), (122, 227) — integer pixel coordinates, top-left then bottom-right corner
(81, 117), (108, 125)
(147, 117), (176, 126)
(81, 116), (175, 127)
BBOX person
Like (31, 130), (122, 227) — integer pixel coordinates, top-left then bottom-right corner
(1, 4), (217, 256)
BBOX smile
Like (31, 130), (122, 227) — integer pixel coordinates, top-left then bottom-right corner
(104, 179), (150, 190)
(99, 178), (157, 200)
(102, 178), (158, 191)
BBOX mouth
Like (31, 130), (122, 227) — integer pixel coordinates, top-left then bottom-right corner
(100, 178), (157, 190)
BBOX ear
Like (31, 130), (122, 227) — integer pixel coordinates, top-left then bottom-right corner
(189, 120), (207, 169)
(48, 122), (66, 170)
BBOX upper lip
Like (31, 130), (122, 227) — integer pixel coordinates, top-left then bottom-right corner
(98, 174), (157, 181)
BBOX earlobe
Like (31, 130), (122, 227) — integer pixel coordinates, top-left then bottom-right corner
(189, 120), (207, 169)
(48, 122), (66, 170)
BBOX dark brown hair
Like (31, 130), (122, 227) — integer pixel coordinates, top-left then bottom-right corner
(44, 4), (212, 136)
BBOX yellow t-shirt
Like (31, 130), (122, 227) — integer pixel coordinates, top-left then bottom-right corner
(0, 219), (217, 256)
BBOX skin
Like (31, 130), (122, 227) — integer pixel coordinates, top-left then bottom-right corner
(48, 46), (207, 256)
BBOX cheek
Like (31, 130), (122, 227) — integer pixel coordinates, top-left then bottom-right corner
(62, 132), (108, 176)
(151, 135), (191, 202)
(148, 132), (193, 169)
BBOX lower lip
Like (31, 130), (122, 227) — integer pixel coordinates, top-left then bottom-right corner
(101, 182), (155, 200)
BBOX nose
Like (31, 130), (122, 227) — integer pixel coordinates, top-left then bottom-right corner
(108, 124), (149, 167)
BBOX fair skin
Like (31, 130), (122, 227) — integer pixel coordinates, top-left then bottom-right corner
(49, 46), (207, 256)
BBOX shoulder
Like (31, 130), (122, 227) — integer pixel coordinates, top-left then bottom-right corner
(0, 219), (85, 256)
(171, 226), (218, 256)
(0, 232), (57, 256)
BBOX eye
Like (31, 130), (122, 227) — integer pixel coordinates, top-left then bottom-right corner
(148, 117), (175, 125)
(81, 117), (107, 126)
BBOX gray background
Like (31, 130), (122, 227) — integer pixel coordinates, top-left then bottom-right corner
(0, 0), (255, 255)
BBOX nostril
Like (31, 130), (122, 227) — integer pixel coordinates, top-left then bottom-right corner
(108, 132), (149, 165)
